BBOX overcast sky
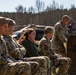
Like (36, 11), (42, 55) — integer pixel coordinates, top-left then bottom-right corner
(0, 0), (76, 12)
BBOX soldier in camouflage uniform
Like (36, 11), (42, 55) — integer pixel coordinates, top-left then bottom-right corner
(38, 26), (71, 75)
(51, 15), (71, 56)
(0, 16), (31, 75)
(3, 18), (40, 75)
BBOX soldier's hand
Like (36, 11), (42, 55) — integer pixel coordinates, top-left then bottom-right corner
(63, 43), (67, 55)
(64, 43), (67, 49)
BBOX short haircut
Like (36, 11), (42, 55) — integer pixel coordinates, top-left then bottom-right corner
(62, 15), (71, 21)
(44, 26), (53, 34)
(0, 16), (9, 25)
(7, 18), (16, 26)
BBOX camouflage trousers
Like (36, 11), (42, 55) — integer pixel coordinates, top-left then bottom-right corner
(15, 60), (40, 75)
(52, 56), (71, 75)
(0, 61), (31, 75)
(26, 61), (40, 75)
(24, 56), (51, 75)
(54, 49), (67, 57)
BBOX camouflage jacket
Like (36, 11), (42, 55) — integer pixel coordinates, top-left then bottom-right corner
(51, 21), (69, 51)
(0, 36), (16, 65)
(3, 35), (26, 60)
(38, 36), (57, 60)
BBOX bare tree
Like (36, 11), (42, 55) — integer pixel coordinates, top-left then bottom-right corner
(35, 0), (45, 24)
(24, 7), (26, 13)
(45, 6), (50, 11)
(41, 2), (45, 12)
(35, 0), (45, 13)
(50, 0), (59, 10)
(71, 4), (76, 9)
(15, 5), (24, 13)
(28, 6), (35, 13)
(60, 5), (64, 10)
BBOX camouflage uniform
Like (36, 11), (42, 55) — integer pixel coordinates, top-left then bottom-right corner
(0, 36), (31, 75)
(3, 35), (26, 59)
(3, 35), (40, 75)
(38, 36), (71, 75)
(51, 21), (69, 56)
(26, 56), (50, 75)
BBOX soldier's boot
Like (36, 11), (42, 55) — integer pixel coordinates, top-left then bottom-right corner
(27, 56), (50, 75)
(57, 57), (71, 75)
(5, 61), (31, 75)
(28, 61), (40, 75)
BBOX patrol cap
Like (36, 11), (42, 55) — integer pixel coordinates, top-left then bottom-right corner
(44, 26), (53, 34)
(0, 16), (9, 25)
(7, 18), (16, 26)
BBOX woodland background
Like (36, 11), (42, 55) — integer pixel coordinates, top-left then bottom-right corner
(0, 0), (76, 29)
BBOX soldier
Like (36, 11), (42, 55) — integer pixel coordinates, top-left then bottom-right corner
(0, 16), (31, 75)
(38, 26), (71, 75)
(51, 15), (71, 56)
(3, 18), (40, 75)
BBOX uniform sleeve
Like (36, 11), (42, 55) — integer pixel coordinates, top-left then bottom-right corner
(39, 40), (48, 55)
(39, 40), (57, 59)
(17, 44), (26, 57)
(6, 42), (21, 60)
(0, 55), (8, 65)
(14, 38), (26, 57)
(55, 25), (67, 43)
(0, 47), (8, 65)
